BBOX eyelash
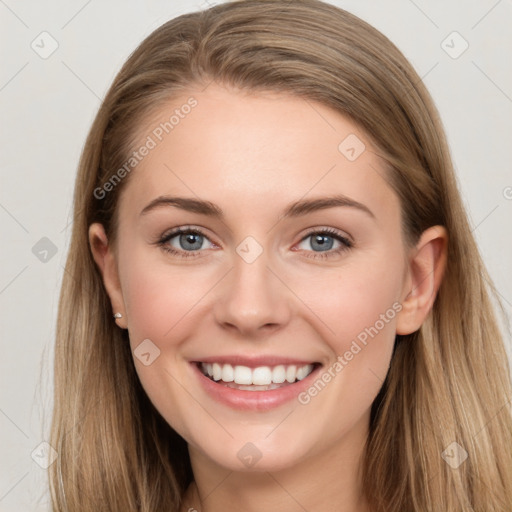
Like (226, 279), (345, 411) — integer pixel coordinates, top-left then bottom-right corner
(155, 226), (353, 260)
(296, 228), (353, 259)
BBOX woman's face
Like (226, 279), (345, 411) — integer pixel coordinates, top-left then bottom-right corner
(94, 83), (414, 472)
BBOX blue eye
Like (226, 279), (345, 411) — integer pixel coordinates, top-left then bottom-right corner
(156, 226), (353, 260)
(172, 231), (207, 251)
(297, 228), (352, 260)
(157, 227), (215, 258)
(304, 233), (336, 251)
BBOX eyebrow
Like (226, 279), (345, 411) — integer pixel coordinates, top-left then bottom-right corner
(139, 194), (375, 219)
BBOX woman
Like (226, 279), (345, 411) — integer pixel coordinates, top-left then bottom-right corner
(49, 0), (512, 510)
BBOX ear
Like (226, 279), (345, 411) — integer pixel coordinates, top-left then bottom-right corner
(396, 225), (448, 335)
(88, 223), (127, 329)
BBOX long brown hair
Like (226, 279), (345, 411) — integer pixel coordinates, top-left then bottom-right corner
(50, 0), (512, 510)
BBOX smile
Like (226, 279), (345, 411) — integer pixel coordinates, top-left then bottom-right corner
(199, 362), (315, 390)
(192, 359), (322, 411)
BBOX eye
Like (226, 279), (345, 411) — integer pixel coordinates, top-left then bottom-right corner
(157, 227), (216, 258)
(155, 226), (353, 260)
(296, 228), (353, 260)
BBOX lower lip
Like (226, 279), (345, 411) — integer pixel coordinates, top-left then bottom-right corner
(191, 363), (321, 411)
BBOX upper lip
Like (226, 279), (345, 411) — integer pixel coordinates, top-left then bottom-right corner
(191, 355), (320, 368)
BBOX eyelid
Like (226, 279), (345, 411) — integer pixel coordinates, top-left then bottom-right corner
(158, 225), (217, 244)
(293, 227), (353, 260)
(300, 226), (353, 245)
(157, 226), (218, 253)
(155, 225), (353, 259)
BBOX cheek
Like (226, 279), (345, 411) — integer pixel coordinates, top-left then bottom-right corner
(287, 250), (404, 411)
(121, 253), (216, 342)
(292, 252), (404, 350)
(290, 261), (402, 429)
(118, 252), (219, 436)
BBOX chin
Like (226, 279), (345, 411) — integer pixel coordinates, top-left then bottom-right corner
(187, 427), (318, 473)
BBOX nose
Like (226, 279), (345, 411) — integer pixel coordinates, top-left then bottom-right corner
(213, 249), (292, 338)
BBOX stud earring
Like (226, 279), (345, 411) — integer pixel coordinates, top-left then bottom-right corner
(113, 312), (123, 319)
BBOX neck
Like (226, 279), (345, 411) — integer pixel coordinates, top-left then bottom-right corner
(181, 413), (371, 512)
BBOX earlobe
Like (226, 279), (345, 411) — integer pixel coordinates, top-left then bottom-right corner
(88, 223), (127, 329)
(396, 225), (448, 335)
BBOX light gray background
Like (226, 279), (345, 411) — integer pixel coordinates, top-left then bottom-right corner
(1, 0), (511, 510)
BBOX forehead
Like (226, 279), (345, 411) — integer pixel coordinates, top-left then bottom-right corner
(118, 83), (399, 224)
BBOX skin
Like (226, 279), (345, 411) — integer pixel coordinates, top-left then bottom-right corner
(89, 82), (447, 512)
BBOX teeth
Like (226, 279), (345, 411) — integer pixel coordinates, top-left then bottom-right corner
(200, 362), (315, 386)
(252, 366), (272, 385)
(286, 365), (297, 383)
(296, 365), (308, 381)
(234, 365), (252, 385)
(221, 364), (234, 382)
(212, 363), (222, 381)
(224, 382), (284, 391)
(272, 365), (286, 384)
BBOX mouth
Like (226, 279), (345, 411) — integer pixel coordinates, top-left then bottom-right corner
(191, 359), (322, 410)
(197, 361), (318, 391)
